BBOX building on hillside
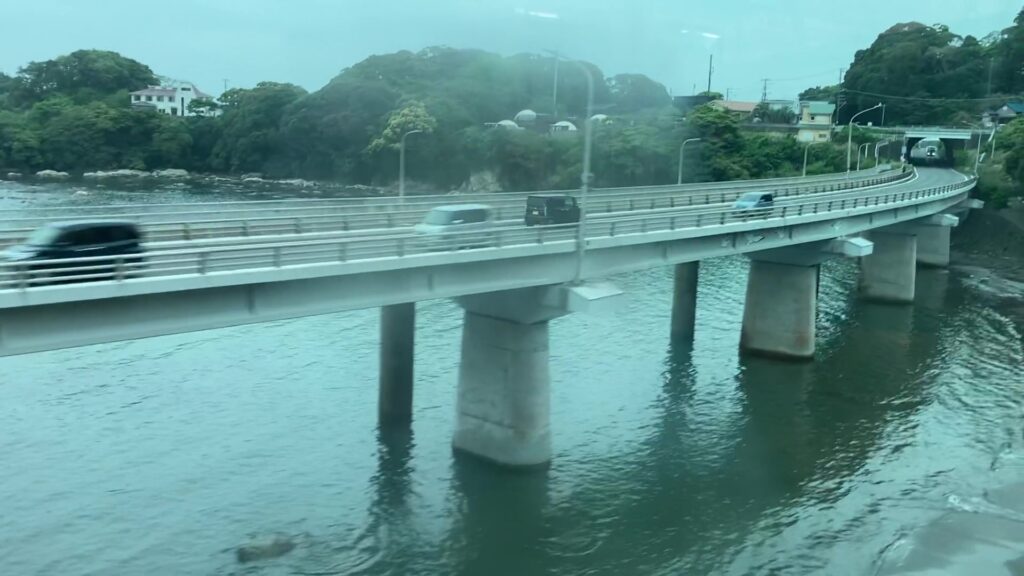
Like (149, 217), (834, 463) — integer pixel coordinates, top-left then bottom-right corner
(984, 102), (1024, 126)
(797, 101), (836, 143)
(129, 81), (219, 117)
(673, 94), (715, 114)
(709, 100), (759, 118)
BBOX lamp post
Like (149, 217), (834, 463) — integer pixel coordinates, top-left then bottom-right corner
(874, 140), (890, 165)
(856, 142), (871, 171)
(554, 58), (595, 284)
(677, 138), (701, 185)
(846, 102), (883, 176)
(802, 143), (811, 177)
(399, 129), (423, 203)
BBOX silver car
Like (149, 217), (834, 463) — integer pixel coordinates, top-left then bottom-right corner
(413, 204), (496, 249)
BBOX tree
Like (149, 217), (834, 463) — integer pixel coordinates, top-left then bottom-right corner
(9, 50), (156, 108)
(366, 100), (437, 153)
(799, 85), (839, 103)
(841, 23), (988, 125)
(989, 8), (1024, 94)
(752, 102), (796, 125)
(210, 81), (306, 173)
(697, 91), (723, 101)
(607, 74), (671, 113)
(186, 98), (220, 116)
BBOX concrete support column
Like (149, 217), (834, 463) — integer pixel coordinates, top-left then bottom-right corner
(915, 224), (951, 268)
(671, 261), (700, 342)
(740, 260), (818, 360)
(860, 232), (917, 303)
(453, 311), (552, 467)
(379, 303), (415, 426)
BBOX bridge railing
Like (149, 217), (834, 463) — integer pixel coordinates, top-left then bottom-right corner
(0, 167), (895, 220)
(0, 175), (971, 292)
(0, 170), (913, 246)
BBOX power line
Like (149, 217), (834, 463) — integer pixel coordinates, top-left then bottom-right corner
(842, 88), (1010, 103)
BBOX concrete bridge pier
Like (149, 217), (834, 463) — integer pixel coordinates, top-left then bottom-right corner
(379, 303), (415, 425)
(741, 238), (873, 360)
(452, 283), (622, 467)
(913, 214), (960, 267)
(671, 261), (700, 342)
(859, 231), (918, 303)
(452, 287), (569, 467)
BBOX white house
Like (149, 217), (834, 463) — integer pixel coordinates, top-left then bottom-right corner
(130, 81), (218, 117)
(797, 101), (836, 143)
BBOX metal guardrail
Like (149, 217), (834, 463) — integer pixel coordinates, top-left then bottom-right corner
(0, 170), (913, 245)
(0, 174), (973, 292)
(0, 167), (893, 219)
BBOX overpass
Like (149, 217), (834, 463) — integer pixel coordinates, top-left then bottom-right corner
(0, 167), (979, 467)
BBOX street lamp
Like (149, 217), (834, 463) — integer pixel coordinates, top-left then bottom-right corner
(399, 129), (423, 202)
(677, 138), (701, 185)
(802, 143), (811, 177)
(856, 142), (871, 171)
(874, 140), (890, 165)
(846, 102), (883, 175)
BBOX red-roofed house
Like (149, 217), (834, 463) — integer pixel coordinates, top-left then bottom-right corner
(130, 82), (217, 117)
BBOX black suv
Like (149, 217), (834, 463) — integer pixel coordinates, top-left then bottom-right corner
(4, 221), (145, 284)
(524, 194), (581, 226)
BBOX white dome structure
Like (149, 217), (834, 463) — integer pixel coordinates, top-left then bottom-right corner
(514, 109), (538, 124)
(590, 114), (611, 124)
(551, 120), (578, 132)
(496, 119), (520, 129)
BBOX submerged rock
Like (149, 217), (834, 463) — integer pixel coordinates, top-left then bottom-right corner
(235, 536), (296, 563)
(279, 178), (317, 188)
(35, 170), (70, 179)
(5, 172), (22, 179)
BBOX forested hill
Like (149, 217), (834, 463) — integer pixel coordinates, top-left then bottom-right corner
(800, 10), (1024, 125)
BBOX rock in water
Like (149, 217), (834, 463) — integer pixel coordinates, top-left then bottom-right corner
(35, 170), (70, 180)
(5, 172), (22, 179)
(153, 168), (189, 178)
(235, 536), (296, 563)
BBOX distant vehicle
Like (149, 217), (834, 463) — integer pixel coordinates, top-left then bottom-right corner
(3, 221), (145, 285)
(731, 192), (774, 218)
(925, 146), (938, 158)
(524, 194), (580, 226)
(413, 204), (495, 249)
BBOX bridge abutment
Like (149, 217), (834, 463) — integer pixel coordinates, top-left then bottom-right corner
(379, 303), (416, 425)
(915, 225), (951, 267)
(859, 232), (917, 303)
(452, 287), (570, 467)
(671, 261), (700, 342)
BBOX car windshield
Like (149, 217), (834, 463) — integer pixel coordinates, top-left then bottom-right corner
(25, 225), (62, 246)
(423, 210), (455, 225)
(738, 193), (763, 203)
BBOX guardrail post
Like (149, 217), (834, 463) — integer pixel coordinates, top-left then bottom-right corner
(386, 213), (394, 228)
(719, 211), (725, 225)
(273, 246), (282, 267)
(114, 257), (125, 281)
(397, 238), (405, 257)
(641, 219), (648, 233)
(670, 217), (676, 230)
(198, 252), (209, 274)
(495, 231), (503, 247)
(538, 228), (544, 244)
(696, 213), (702, 227)
(242, 221), (250, 237)
(293, 218), (303, 234)
(338, 243), (347, 262)
(629, 199), (635, 211)
(610, 222), (617, 236)
(16, 263), (27, 290)
(650, 199), (655, 210)
(670, 197), (676, 208)
(183, 223), (192, 241)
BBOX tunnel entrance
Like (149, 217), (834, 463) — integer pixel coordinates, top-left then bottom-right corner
(903, 129), (972, 168)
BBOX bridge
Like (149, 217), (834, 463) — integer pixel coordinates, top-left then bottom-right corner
(0, 166), (979, 467)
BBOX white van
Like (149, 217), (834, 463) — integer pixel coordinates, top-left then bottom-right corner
(413, 204), (495, 249)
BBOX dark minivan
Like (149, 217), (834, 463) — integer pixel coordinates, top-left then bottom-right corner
(4, 221), (145, 284)
(524, 194), (581, 226)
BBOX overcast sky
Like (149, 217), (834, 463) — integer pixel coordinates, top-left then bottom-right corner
(1, 0), (1019, 101)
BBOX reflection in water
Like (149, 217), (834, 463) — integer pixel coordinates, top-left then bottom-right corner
(444, 456), (551, 576)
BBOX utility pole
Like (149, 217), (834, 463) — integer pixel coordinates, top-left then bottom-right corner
(222, 78), (229, 94)
(761, 78), (769, 102)
(706, 54), (713, 94)
(552, 51), (560, 118)
(725, 88), (732, 100)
